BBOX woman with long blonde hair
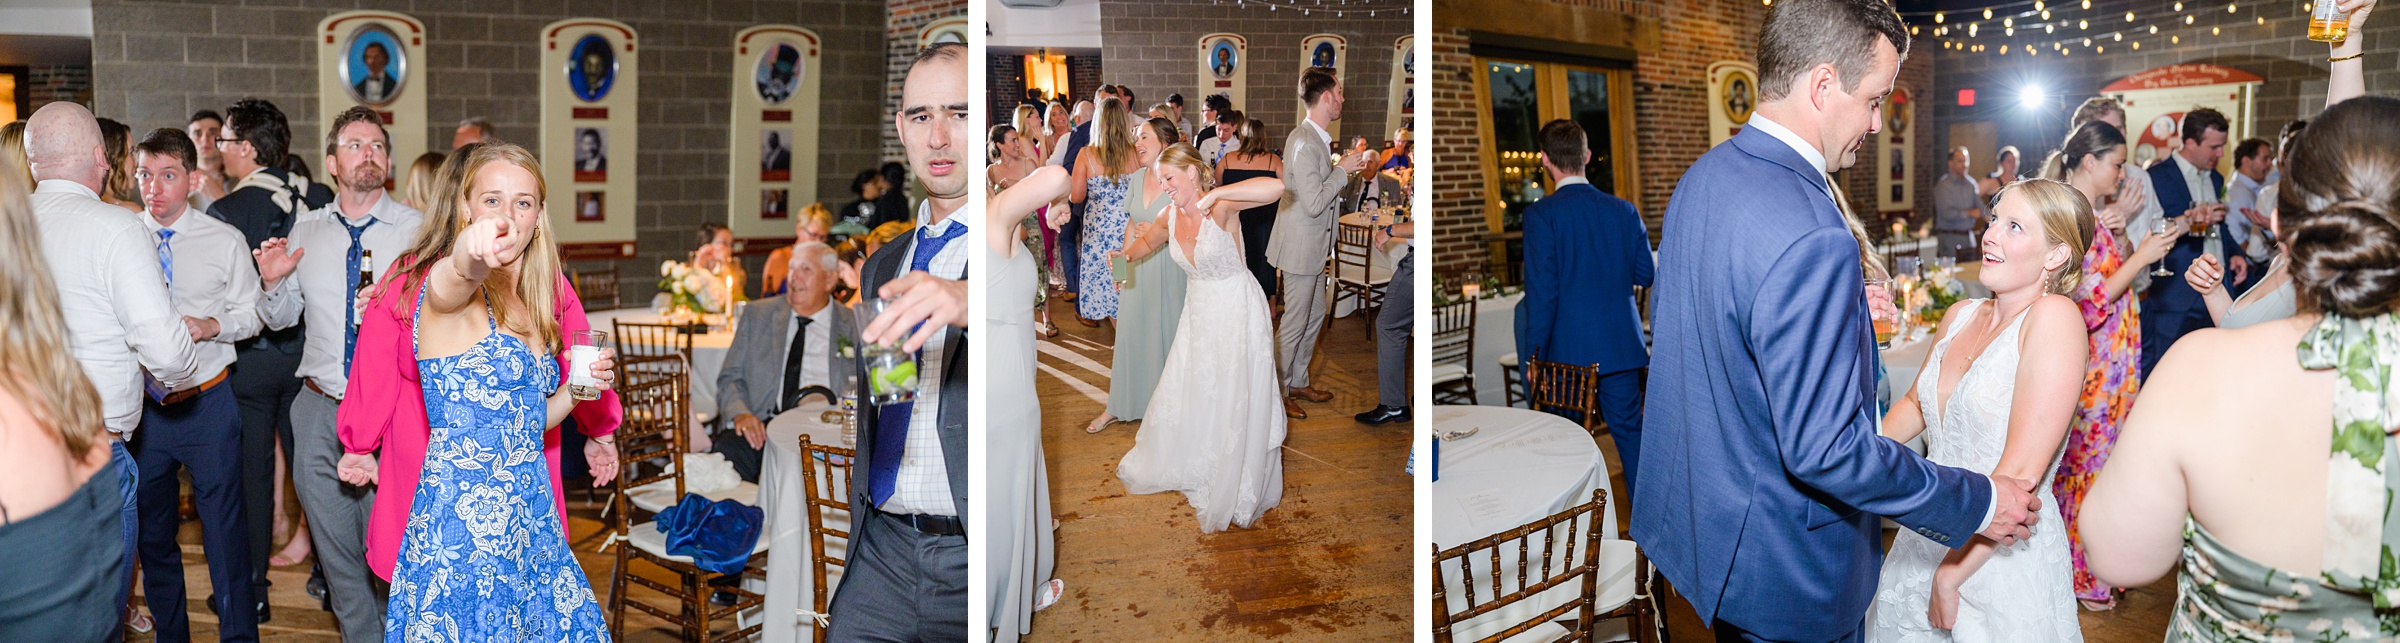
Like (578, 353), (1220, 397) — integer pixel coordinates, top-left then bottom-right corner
(1070, 96), (1141, 325)
(0, 155), (122, 642)
(333, 143), (623, 639)
(1108, 142), (1289, 533)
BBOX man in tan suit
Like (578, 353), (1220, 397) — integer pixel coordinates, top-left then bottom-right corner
(1264, 66), (1374, 419)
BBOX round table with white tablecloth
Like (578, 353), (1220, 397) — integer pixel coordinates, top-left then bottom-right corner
(586, 308), (735, 423)
(752, 402), (853, 643)
(1467, 291), (1522, 407)
(1431, 405), (1634, 641)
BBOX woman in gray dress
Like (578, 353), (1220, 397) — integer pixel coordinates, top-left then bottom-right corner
(1088, 118), (1190, 434)
(986, 166), (1074, 641)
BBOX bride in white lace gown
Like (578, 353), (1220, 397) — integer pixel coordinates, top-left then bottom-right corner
(1111, 144), (1288, 533)
(1867, 181), (2093, 641)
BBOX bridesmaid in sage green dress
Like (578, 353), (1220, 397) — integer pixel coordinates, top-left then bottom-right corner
(1089, 119), (1189, 433)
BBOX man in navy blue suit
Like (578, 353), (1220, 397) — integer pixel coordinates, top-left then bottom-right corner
(1630, 1), (2042, 640)
(2139, 107), (2232, 380)
(1514, 119), (1655, 487)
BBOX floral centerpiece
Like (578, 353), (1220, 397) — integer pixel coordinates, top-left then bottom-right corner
(655, 260), (726, 323)
(1909, 269), (1966, 326)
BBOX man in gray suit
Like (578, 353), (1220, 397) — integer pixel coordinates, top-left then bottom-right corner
(711, 241), (856, 483)
(827, 41), (971, 643)
(1265, 66), (1374, 419)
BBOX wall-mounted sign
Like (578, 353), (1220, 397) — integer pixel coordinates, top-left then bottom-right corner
(2102, 64), (2261, 175)
(542, 18), (638, 261)
(1386, 35), (1414, 143)
(1877, 87), (1914, 213)
(728, 25), (824, 252)
(1299, 34), (1346, 139)
(317, 11), (426, 192)
(1706, 60), (1757, 148)
(1198, 33), (1248, 113)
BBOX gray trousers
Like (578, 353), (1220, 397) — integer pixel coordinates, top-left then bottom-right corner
(825, 509), (968, 642)
(1377, 251), (1414, 408)
(1276, 270), (1331, 389)
(290, 387), (387, 642)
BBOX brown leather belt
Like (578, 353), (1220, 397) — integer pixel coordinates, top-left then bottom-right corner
(156, 370), (229, 406)
(304, 378), (337, 400)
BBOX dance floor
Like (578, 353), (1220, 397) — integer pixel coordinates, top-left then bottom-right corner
(1021, 294), (1412, 641)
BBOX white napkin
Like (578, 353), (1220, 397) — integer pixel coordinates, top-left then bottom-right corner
(681, 452), (742, 494)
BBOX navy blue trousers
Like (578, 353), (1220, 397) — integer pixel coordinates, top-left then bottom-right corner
(134, 383), (257, 642)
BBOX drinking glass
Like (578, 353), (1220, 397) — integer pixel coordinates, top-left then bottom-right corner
(568, 330), (607, 400)
(2151, 219), (2177, 276)
(852, 297), (919, 406)
(1866, 278), (1896, 349)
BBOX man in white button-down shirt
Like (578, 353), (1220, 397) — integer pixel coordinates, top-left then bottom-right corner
(24, 100), (205, 639)
(826, 41), (973, 643)
(253, 106), (422, 641)
(129, 128), (262, 642)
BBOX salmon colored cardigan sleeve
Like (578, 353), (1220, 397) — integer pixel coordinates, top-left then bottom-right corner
(338, 267), (624, 581)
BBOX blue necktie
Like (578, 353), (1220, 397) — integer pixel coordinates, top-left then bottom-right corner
(867, 222), (967, 508)
(155, 228), (175, 295)
(342, 216), (373, 370)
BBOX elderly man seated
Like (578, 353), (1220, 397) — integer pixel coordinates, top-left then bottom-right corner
(711, 241), (857, 482)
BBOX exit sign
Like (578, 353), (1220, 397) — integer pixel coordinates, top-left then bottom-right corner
(1958, 89), (1977, 106)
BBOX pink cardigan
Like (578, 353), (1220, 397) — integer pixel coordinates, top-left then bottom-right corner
(338, 269), (623, 581)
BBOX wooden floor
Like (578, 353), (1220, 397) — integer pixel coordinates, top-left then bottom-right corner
(129, 486), (742, 642)
(1020, 293), (1413, 641)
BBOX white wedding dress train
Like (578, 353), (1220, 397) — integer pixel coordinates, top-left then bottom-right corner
(1867, 299), (2081, 642)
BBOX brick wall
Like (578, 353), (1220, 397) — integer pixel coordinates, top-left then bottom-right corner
(1926, 1), (2400, 187)
(87, 0), (895, 303)
(1095, 0), (1415, 149)
(883, 0), (967, 162)
(1431, 0), (1978, 277)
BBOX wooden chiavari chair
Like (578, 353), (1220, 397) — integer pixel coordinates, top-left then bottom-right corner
(604, 356), (769, 641)
(1431, 489), (1658, 643)
(1331, 220), (1387, 327)
(1524, 355), (1604, 437)
(794, 434), (854, 641)
(573, 265), (622, 311)
(1433, 299), (1477, 404)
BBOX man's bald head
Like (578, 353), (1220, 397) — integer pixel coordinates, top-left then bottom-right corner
(25, 102), (107, 190)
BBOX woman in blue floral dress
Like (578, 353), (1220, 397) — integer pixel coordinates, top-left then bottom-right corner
(1071, 96), (1141, 324)
(336, 144), (619, 641)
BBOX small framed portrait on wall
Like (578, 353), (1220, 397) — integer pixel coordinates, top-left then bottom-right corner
(341, 24), (407, 106)
(567, 34), (617, 103)
(573, 127), (607, 183)
(1208, 39), (1239, 80)
(761, 129), (791, 182)
(575, 191), (605, 222)
(761, 189), (788, 220)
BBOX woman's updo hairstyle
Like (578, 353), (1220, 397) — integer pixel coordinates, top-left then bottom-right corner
(2278, 95), (2400, 318)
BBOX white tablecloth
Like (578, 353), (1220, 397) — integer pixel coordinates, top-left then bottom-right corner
(586, 308), (736, 421)
(754, 403), (852, 643)
(1332, 212), (1409, 319)
(1469, 292), (1522, 407)
(1431, 405), (1620, 640)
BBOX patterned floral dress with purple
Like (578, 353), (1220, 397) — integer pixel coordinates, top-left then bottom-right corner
(2056, 228), (2142, 606)
(385, 286), (609, 642)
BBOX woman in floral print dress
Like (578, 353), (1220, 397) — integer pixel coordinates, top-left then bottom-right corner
(2041, 120), (2177, 610)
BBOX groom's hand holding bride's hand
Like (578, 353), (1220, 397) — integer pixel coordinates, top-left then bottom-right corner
(1979, 474), (2042, 545)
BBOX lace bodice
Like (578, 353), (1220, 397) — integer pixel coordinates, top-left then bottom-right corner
(1167, 203), (1249, 283)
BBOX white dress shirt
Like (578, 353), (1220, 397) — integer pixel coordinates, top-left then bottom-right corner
(2225, 171), (2272, 262)
(143, 206), (262, 386)
(1200, 134), (1240, 166)
(32, 180), (203, 436)
(259, 192), (424, 397)
(880, 200), (969, 517)
(1742, 116), (2004, 536)
(2171, 153), (2227, 262)
(1302, 118), (1334, 156)
(787, 303), (833, 404)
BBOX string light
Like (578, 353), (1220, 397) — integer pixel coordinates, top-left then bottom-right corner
(2081, 0), (2090, 7)
(1935, 11), (1944, 22)
(2097, 45), (2105, 52)
(2007, 26), (2016, 35)
(2035, 0), (2044, 10)
(2185, 14), (2195, 23)
(2126, 11), (2135, 21)
(2229, 3), (2238, 12)
(2084, 37), (2093, 45)
(2041, 9), (2052, 18)
(2045, 23), (2055, 32)
(2212, 25), (2221, 34)
(2079, 19), (2088, 29)
(2133, 41), (2141, 49)
(2150, 25), (2159, 33)
(2172, 34), (2181, 42)
(2174, 1), (2184, 10)
(2004, 17), (2014, 27)
(2114, 31), (2123, 40)
(1969, 23), (1978, 36)
(1984, 8), (1993, 19)
(2257, 16), (2266, 24)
